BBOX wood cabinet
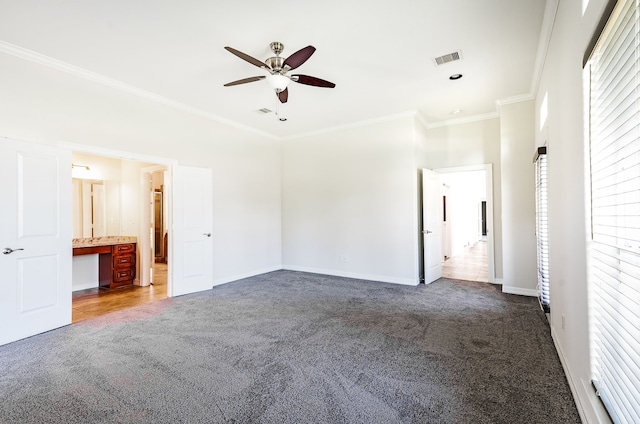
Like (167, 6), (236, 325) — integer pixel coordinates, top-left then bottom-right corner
(73, 242), (136, 289)
(111, 243), (136, 288)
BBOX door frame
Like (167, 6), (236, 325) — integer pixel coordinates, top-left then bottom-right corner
(140, 165), (170, 292)
(434, 164), (495, 284)
(62, 142), (178, 296)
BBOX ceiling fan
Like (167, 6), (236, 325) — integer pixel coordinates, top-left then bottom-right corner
(223, 41), (335, 104)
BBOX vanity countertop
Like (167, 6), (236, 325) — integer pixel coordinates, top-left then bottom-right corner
(72, 236), (137, 248)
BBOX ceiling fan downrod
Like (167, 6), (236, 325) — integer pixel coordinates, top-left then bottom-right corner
(266, 41), (286, 73)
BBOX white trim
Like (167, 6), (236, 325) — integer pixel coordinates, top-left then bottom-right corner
(0, 41), (276, 141)
(212, 265), (283, 287)
(494, 278), (504, 285)
(424, 112), (500, 129)
(501, 285), (538, 297)
(61, 142), (179, 166)
(282, 265), (418, 286)
(282, 111), (419, 140)
(495, 93), (535, 107)
(530, 0), (560, 96)
(551, 326), (612, 424)
(435, 164), (490, 174)
(415, 112), (430, 130)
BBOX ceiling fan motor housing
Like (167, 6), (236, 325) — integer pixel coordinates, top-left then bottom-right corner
(265, 56), (286, 73)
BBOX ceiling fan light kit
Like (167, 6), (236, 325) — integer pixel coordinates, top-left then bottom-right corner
(223, 41), (336, 114)
(266, 74), (290, 91)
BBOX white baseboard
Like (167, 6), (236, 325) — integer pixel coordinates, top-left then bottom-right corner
(282, 265), (418, 286)
(551, 326), (611, 424)
(212, 265), (283, 287)
(501, 285), (538, 297)
(494, 278), (504, 285)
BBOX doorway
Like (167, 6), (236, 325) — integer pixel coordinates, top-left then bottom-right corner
(431, 164), (495, 284)
(71, 153), (170, 322)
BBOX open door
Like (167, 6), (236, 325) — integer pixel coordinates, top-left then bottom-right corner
(422, 169), (443, 284)
(172, 165), (213, 296)
(0, 139), (72, 346)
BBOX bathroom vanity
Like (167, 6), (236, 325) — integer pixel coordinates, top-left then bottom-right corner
(72, 237), (137, 289)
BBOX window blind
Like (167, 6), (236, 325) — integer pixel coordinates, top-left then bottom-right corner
(534, 147), (550, 312)
(588, 0), (640, 422)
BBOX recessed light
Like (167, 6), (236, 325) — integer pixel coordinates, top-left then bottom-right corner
(449, 74), (463, 80)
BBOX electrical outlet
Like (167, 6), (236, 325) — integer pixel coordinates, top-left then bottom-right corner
(339, 255), (349, 263)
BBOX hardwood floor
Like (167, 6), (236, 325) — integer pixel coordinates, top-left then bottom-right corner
(72, 263), (168, 323)
(442, 240), (488, 282)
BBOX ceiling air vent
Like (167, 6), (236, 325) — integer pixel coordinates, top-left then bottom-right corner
(258, 108), (272, 114)
(434, 50), (462, 66)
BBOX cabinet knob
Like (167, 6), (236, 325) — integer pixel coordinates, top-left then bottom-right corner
(203, 233), (212, 237)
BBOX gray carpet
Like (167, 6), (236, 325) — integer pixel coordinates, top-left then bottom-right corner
(0, 271), (580, 423)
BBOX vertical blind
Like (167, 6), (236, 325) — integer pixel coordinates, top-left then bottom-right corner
(534, 147), (550, 312)
(588, 0), (640, 422)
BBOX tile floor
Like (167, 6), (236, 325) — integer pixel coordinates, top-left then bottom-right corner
(442, 240), (488, 282)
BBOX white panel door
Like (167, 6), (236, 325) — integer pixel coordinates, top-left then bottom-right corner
(422, 169), (443, 284)
(0, 139), (72, 346)
(172, 165), (213, 296)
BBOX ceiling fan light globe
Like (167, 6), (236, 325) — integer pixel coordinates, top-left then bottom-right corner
(266, 74), (290, 91)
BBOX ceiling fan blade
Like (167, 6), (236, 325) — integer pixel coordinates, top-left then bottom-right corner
(223, 76), (266, 87)
(277, 88), (288, 103)
(292, 74), (336, 88)
(224, 46), (269, 69)
(283, 45), (316, 70)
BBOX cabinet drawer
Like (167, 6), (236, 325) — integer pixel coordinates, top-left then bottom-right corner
(113, 268), (135, 283)
(113, 243), (135, 254)
(113, 253), (135, 268)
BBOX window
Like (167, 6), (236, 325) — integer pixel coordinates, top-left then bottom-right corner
(586, 0), (640, 422)
(534, 147), (549, 312)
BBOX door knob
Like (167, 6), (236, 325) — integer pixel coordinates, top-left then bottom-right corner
(3, 247), (25, 255)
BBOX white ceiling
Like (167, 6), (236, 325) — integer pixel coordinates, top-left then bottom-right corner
(0, 0), (548, 139)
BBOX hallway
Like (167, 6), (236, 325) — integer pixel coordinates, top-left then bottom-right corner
(442, 240), (488, 282)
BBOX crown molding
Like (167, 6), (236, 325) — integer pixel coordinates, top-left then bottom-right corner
(530, 0), (560, 96)
(424, 112), (500, 130)
(281, 110), (419, 140)
(495, 93), (536, 107)
(0, 40), (277, 140)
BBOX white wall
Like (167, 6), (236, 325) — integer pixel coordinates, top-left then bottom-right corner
(0, 51), (283, 286)
(416, 117), (503, 279)
(499, 100), (538, 295)
(535, 0), (612, 422)
(282, 116), (419, 285)
(119, 160), (142, 237)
